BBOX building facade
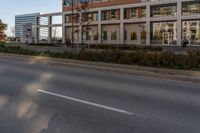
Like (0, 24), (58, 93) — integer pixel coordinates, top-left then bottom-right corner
(35, 0), (200, 46)
(15, 13), (40, 43)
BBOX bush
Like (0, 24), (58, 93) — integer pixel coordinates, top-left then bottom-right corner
(87, 44), (163, 52)
(0, 44), (199, 71)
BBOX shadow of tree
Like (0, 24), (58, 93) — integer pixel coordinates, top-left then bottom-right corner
(40, 113), (65, 133)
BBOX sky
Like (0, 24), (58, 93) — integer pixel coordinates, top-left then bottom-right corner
(0, 0), (61, 36)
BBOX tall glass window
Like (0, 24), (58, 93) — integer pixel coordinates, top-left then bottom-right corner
(151, 4), (177, 17)
(65, 15), (72, 23)
(124, 7), (146, 19)
(182, 1), (200, 15)
(111, 31), (117, 40)
(102, 31), (108, 40)
(83, 12), (98, 22)
(182, 20), (200, 45)
(101, 9), (120, 21)
(151, 22), (177, 45)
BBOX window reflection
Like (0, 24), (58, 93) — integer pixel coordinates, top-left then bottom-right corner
(182, 1), (200, 15)
(151, 4), (177, 17)
(182, 20), (200, 45)
(151, 22), (177, 45)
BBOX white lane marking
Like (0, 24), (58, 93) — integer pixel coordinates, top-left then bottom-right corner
(38, 89), (134, 116)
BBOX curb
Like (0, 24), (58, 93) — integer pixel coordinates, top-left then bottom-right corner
(0, 53), (200, 84)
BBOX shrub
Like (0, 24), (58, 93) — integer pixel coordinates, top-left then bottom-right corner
(87, 44), (163, 52)
(0, 44), (199, 71)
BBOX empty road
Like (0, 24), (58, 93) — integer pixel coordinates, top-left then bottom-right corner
(0, 55), (200, 133)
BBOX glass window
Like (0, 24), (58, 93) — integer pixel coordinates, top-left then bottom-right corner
(86, 31), (91, 40)
(131, 32), (137, 40)
(182, 20), (200, 45)
(65, 15), (72, 23)
(124, 7), (146, 19)
(102, 9), (120, 21)
(182, 1), (200, 15)
(124, 30), (127, 41)
(83, 12), (98, 22)
(151, 4), (177, 17)
(151, 22), (177, 45)
(102, 31), (107, 40)
(93, 30), (98, 40)
(111, 31), (117, 40)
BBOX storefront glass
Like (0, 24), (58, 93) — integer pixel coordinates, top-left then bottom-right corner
(151, 4), (177, 17)
(182, 1), (200, 15)
(151, 22), (177, 45)
(182, 20), (200, 45)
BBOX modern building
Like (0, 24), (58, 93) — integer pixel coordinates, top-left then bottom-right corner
(35, 0), (200, 46)
(15, 13), (40, 43)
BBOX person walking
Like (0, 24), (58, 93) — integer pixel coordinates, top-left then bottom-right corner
(182, 37), (189, 48)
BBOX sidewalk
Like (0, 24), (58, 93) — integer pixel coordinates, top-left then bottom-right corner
(0, 53), (200, 84)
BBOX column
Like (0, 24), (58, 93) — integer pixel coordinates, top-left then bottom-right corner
(177, 0), (182, 46)
(35, 17), (39, 43)
(120, 7), (124, 44)
(98, 10), (102, 44)
(62, 13), (66, 44)
(35, 27), (38, 43)
(146, 4), (151, 45)
(48, 16), (52, 44)
(79, 13), (83, 44)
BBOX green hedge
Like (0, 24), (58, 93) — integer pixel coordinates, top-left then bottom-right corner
(77, 49), (200, 70)
(28, 43), (63, 47)
(0, 44), (199, 70)
(87, 44), (163, 52)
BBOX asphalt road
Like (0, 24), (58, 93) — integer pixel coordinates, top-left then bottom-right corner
(0, 56), (200, 133)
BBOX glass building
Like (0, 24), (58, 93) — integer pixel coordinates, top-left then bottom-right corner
(15, 13), (40, 38)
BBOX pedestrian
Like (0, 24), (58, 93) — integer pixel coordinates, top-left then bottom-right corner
(66, 39), (69, 47)
(182, 37), (189, 48)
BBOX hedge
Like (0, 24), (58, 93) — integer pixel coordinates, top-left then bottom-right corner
(0, 44), (199, 71)
(86, 44), (163, 52)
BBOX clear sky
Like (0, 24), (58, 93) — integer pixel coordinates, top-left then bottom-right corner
(0, 0), (61, 36)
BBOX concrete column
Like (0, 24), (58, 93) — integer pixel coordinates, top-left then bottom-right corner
(48, 16), (51, 44)
(35, 17), (39, 43)
(98, 10), (102, 44)
(177, 1), (182, 46)
(62, 13), (66, 44)
(35, 27), (38, 43)
(48, 27), (51, 44)
(79, 13), (82, 44)
(146, 4), (151, 45)
(120, 7), (124, 44)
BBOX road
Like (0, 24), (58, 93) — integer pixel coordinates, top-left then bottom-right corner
(0, 56), (200, 133)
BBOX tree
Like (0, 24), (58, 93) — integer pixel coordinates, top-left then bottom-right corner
(73, 0), (93, 50)
(52, 27), (61, 43)
(0, 19), (7, 42)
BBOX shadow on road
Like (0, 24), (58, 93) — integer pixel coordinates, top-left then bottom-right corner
(40, 113), (66, 133)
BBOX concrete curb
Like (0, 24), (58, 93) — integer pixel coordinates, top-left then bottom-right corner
(0, 53), (200, 84)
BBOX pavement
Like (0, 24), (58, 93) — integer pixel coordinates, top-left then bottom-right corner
(0, 54), (200, 133)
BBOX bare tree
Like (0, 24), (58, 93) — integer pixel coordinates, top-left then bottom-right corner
(72, 0), (93, 51)
(52, 27), (60, 43)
